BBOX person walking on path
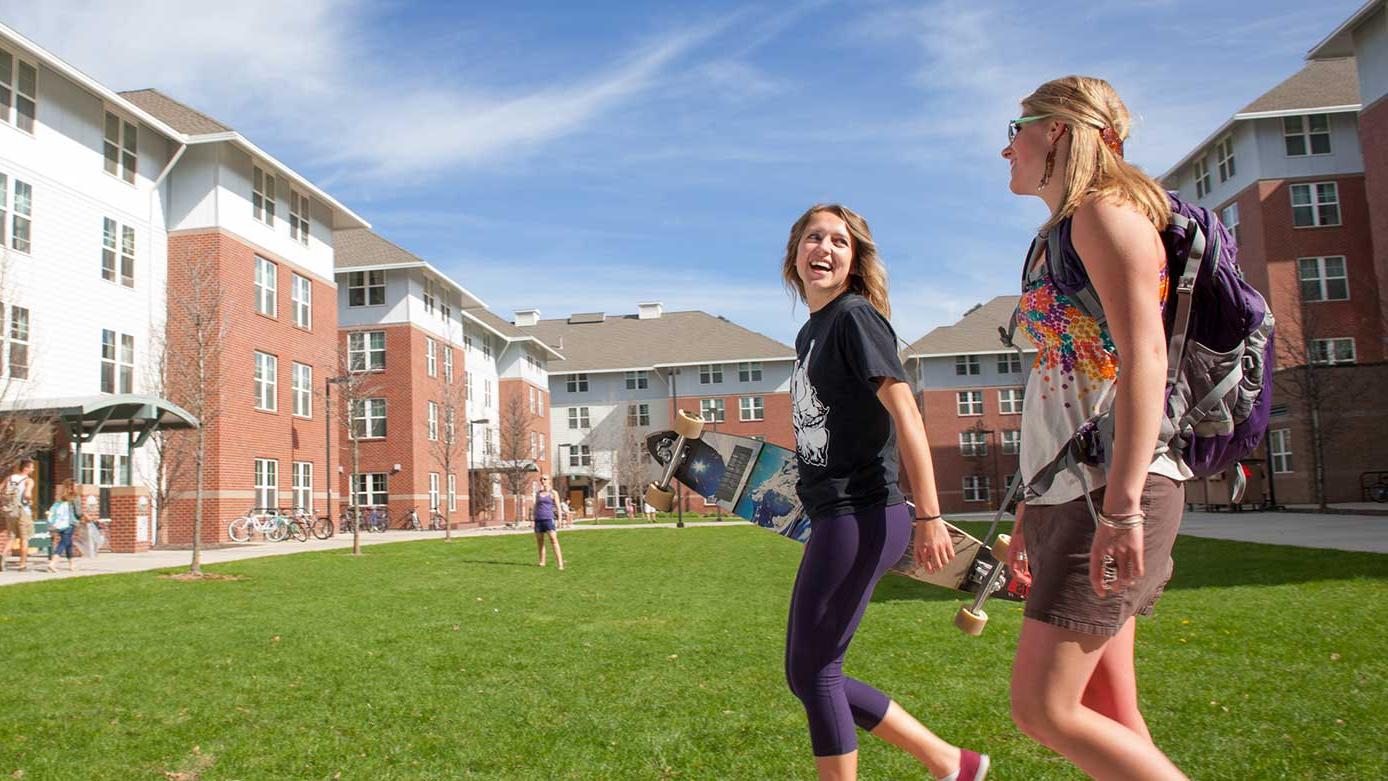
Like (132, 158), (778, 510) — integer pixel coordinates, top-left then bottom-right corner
(46, 479), (83, 573)
(2, 459), (36, 572)
(533, 476), (565, 569)
(780, 204), (988, 781)
(1000, 76), (1191, 780)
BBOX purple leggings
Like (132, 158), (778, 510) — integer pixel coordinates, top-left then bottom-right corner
(784, 502), (912, 756)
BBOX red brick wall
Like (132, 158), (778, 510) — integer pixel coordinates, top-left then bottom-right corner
(916, 387), (1023, 514)
(1360, 96), (1388, 357)
(496, 378), (552, 523)
(163, 229), (337, 544)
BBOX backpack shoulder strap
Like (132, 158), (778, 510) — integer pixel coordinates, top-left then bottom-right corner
(1164, 210), (1206, 388)
(1047, 222), (1107, 329)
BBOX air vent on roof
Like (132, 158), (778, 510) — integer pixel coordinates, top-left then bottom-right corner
(963, 303), (983, 317)
(569, 312), (605, 324)
(514, 309), (540, 327)
(637, 302), (663, 320)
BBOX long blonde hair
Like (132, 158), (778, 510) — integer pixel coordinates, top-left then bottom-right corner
(1022, 76), (1170, 234)
(781, 204), (891, 320)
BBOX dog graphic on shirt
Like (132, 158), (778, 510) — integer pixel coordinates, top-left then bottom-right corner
(792, 339), (829, 466)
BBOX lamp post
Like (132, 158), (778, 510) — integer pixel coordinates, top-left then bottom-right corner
(325, 376), (350, 523)
(468, 418), (490, 524)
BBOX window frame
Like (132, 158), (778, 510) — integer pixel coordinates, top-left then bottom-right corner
(699, 398), (726, 423)
(566, 373), (589, 393)
(1311, 337), (1356, 366)
(738, 362), (763, 383)
(956, 390), (984, 416)
(1001, 429), (1021, 455)
(426, 337), (437, 377)
(103, 109), (138, 184)
(996, 353), (1021, 374)
(739, 395), (764, 421)
(1270, 429), (1293, 474)
(699, 364), (724, 384)
(254, 351), (278, 412)
(625, 370), (649, 390)
(352, 472), (388, 507)
(959, 431), (988, 457)
(291, 362), (312, 418)
(254, 256), (278, 317)
(252, 165), (276, 226)
(1283, 114), (1332, 157)
(962, 475), (991, 503)
(255, 458), (279, 510)
(1194, 157), (1211, 199)
(290, 273), (311, 329)
(627, 402), (651, 427)
(351, 398), (387, 439)
(1297, 256), (1349, 302)
(1215, 135), (1236, 182)
(1290, 182), (1341, 228)
(288, 190), (310, 245)
(955, 355), (980, 376)
(347, 330), (386, 371)
(1, 50), (39, 134)
(998, 388), (1024, 415)
(347, 270), (385, 307)
(292, 461), (313, 512)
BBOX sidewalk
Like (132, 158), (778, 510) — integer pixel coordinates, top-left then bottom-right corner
(0, 521), (724, 587)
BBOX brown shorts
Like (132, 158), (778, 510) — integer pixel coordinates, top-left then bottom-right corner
(5, 507), (34, 542)
(1022, 475), (1184, 637)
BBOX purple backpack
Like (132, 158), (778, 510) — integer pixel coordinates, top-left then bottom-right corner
(1006, 193), (1275, 501)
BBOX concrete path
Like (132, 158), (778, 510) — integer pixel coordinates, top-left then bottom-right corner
(1178, 510), (1388, 554)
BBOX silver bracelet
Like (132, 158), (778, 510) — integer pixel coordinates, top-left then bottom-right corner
(1097, 512), (1144, 529)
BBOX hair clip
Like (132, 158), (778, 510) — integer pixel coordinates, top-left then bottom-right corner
(1100, 127), (1124, 158)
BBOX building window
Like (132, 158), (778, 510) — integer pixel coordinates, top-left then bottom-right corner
(422, 278), (436, 315)
(292, 461), (313, 511)
(955, 355), (981, 375)
(538, 433), (545, 461)
(428, 401), (439, 441)
(103, 111), (137, 184)
(348, 270), (385, 307)
(999, 388), (1024, 415)
(1002, 429), (1020, 455)
(957, 391), (983, 416)
(568, 445), (592, 468)
(483, 379), (492, 408)
(567, 374), (589, 393)
(997, 353), (1021, 374)
(464, 371), (472, 401)
(254, 352), (277, 411)
(738, 362), (763, 382)
(352, 473), (388, 507)
(252, 165), (276, 225)
(959, 431), (988, 457)
(289, 191), (310, 245)
(963, 475), (991, 503)
(255, 256), (277, 317)
(348, 331), (386, 371)
(1311, 338), (1356, 366)
(1194, 157), (1211, 199)
(292, 362), (311, 417)
(99, 329), (133, 393)
(1216, 135), (1235, 182)
(1291, 182), (1340, 228)
(426, 337), (437, 377)
(255, 458), (279, 510)
(627, 403), (650, 427)
(463, 333), (473, 352)
(1270, 429), (1293, 474)
(429, 473), (440, 511)
(101, 218), (135, 287)
(1220, 203), (1240, 247)
(79, 454), (131, 487)
(1, 51), (38, 133)
(739, 396), (764, 421)
(291, 274), (311, 328)
(529, 386), (537, 415)
(443, 407), (455, 442)
(3, 306), (28, 380)
(625, 371), (649, 390)
(1298, 257), (1349, 302)
(569, 407), (590, 429)
(538, 391), (545, 416)
(1284, 114), (1331, 157)
(5, 175), (31, 253)
(350, 398), (386, 439)
(482, 337), (492, 360)
(447, 474), (457, 512)
(699, 364), (724, 384)
(700, 398), (726, 423)
(443, 347), (453, 382)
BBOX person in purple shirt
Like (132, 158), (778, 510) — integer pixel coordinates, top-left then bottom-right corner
(533, 475), (565, 569)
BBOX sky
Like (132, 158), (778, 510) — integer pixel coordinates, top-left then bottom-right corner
(0, 0), (1368, 346)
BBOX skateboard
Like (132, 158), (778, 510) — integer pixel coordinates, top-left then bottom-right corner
(644, 411), (1028, 634)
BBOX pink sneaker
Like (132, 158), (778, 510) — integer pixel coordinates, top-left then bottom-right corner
(957, 749), (990, 781)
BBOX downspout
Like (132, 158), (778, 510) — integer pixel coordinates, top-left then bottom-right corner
(145, 141), (186, 544)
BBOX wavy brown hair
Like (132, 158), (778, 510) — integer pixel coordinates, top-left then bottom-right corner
(1022, 76), (1170, 235)
(781, 204), (891, 320)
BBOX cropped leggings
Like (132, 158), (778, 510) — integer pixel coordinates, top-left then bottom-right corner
(784, 502), (912, 756)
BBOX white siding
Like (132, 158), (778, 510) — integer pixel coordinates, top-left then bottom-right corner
(1354, 7), (1388, 109)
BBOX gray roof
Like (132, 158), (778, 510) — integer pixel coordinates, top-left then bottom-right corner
(904, 296), (1030, 357)
(334, 228), (431, 271)
(118, 88), (233, 135)
(463, 307), (528, 339)
(519, 311), (795, 374)
(1238, 58), (1360, 114)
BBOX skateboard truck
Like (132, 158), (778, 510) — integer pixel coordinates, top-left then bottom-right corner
(954, 472), (1025, 636)
(644, 410), (705, 512)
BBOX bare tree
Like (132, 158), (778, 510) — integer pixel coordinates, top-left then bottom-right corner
(426, 368), (468, 541)
(329, 343), (383, 556)
(1273, 285), (1375, 509)
(164, 255), (225, 575)
(142, 324), (191, 547)
(496, 391), (535, 524)
(612, 402), (650, 517)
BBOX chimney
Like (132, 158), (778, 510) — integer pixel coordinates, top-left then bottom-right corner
(637, 301), (663, 320)
(514, 309), (540, 327)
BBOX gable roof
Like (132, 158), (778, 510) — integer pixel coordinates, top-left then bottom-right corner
(903, 296), (1031, 357)
(519, 311), (795, 374)
(119, 88), (232, 135)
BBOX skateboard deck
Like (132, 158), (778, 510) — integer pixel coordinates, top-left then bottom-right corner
(646, 429), (1027, 602)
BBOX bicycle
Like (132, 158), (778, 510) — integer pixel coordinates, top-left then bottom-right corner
(428, 510), (446, 531)
(228, 509), (284, 543)
(402, 507), (422, 531)
(288, 507), (331, 540)
(364, 506), (388, 533)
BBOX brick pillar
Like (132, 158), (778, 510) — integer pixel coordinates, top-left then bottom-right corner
(106, 486), (153, 553)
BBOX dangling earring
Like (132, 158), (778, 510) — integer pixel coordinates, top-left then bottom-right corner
(1037, 146), (1057, 191)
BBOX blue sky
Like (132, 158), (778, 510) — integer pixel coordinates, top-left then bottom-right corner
(0, 0), (1367, 345)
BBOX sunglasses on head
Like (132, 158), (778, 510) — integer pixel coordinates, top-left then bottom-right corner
(1007, 114), (1052, 143)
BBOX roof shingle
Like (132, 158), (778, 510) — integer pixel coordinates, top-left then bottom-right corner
(519, 311), (794, 374)
(904, 296), (1031, 356)
(118, 88), (233, 135)
(1238, 58), (1359, 114)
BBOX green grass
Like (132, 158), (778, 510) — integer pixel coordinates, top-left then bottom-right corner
(2, 526), (1385, 780)
(574, 513), (729, 526)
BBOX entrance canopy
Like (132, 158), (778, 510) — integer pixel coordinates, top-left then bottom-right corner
(0, 394), (199, 448)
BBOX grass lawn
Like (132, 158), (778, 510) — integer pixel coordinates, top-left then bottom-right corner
(1, 524), (1384, 780)
(574, 513), (729, 526)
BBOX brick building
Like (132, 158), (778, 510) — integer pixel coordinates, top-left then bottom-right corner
(901, 298), (1036, 514)
(517, 304), (795, 516)
(1163, 17), (1388, 505)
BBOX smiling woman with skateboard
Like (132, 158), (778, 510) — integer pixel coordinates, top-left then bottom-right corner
(1001, 77), (1191, 780)
(780, 204), (989, 781)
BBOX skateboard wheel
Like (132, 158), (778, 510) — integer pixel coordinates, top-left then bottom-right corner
(645, 482), (675, 513)
(954, 606), (989, 636)
(673, 409), (704, 440)
(991, 534), (1011, 562)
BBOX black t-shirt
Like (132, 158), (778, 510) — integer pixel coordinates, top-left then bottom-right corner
(791, 292), (908, 520)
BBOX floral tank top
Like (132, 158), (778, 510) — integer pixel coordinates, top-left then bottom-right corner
(1018, 233), (1190, 505)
